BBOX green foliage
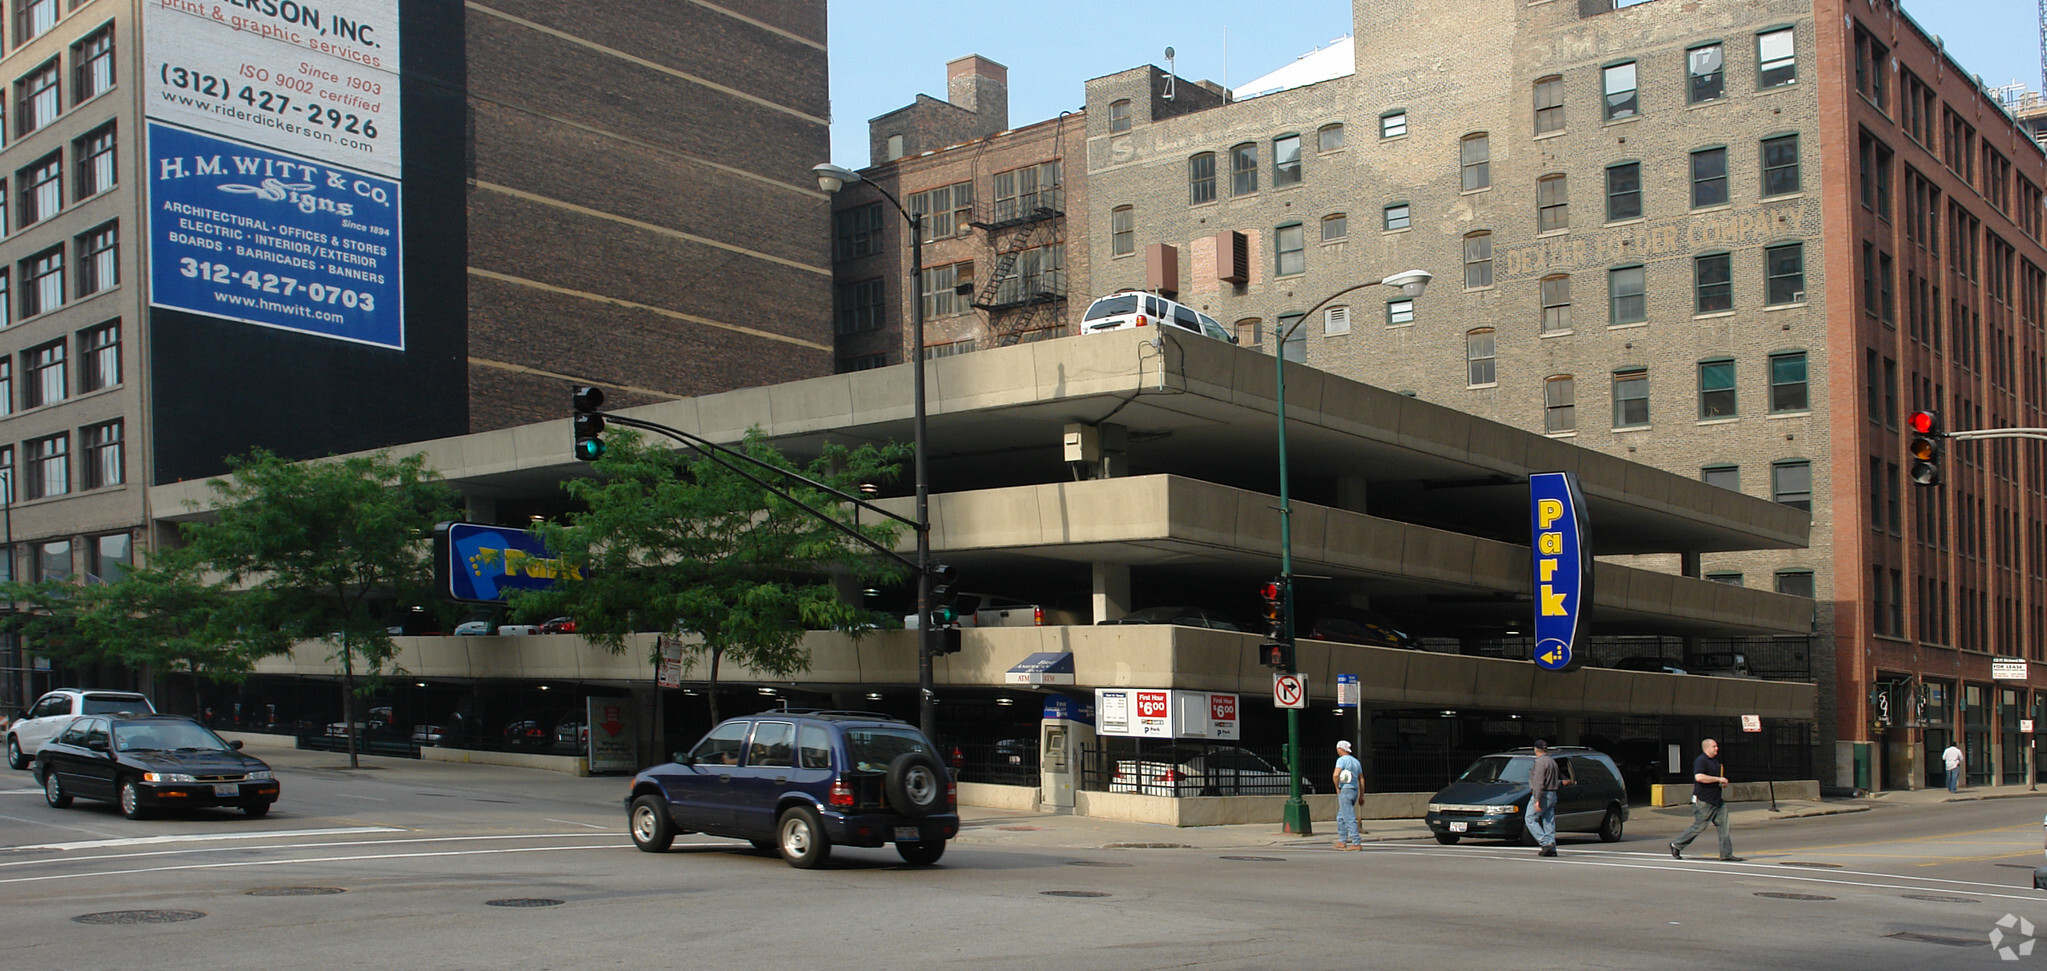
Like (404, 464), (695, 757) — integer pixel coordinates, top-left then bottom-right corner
(507, 428), (908, 721)
(0, 545), (276, 680)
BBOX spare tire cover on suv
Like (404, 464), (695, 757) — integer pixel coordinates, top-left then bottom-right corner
(886, 751), (947, 817)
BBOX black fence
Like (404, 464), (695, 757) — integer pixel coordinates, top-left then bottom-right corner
(1077, 739), (1308, 797)
(295, 729), (421, 759)
(952, 739), (1040, 787)
(1458, 634), (1815, 681)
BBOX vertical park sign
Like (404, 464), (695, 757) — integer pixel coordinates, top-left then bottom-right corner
(1530, 472), (1591, 672)
(144, 0), (404, 349)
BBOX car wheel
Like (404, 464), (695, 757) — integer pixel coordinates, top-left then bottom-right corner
(120, 779), (150, 820)
(628, 794), (675, 853)
(243, 802), (272, 818)
(896, 839), (946, 866)
(6, 735), (26, 771)
(778, 805), (831, 869)
(885, 751), (947, 818)
(43, 770), (71, 808)
(1433, 833), (1460, 845)
(1597, 807), (1624, 843)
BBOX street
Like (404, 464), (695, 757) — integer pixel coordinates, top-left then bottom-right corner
(0, 743), (2043, 969)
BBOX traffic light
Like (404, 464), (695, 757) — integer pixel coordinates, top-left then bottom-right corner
(572, 386), (606, 462)
(1907, 410), (1943, 486)
(1259, 640), (1289, 668)
(1259, 577), (1287, 642)
(925, 563), (963, 650)
(934, 626), (963, 655)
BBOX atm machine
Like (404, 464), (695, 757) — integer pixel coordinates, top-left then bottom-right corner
(1040, 695), (1096, 812)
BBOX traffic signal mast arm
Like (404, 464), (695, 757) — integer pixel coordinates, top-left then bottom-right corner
(1942, 428), (2047, 442)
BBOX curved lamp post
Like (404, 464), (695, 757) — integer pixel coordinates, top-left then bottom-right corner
(814, 163), (939, 740)
(1274, 270), (1431, 835)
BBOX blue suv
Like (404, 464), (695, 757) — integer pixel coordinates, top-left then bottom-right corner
(626, 710), (959, 868)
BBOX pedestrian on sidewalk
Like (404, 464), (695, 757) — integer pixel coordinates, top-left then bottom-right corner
(1942, 742), (1963, 793)
(1332, 740), (1364, 850)
(1669, 738), (1742, 862)
(1527, 739), (1564, 856)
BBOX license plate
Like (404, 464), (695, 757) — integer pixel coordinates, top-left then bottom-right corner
(894, 826), (920, 841)
(1448, 821), (1467, 833)
(213, 783), (239, 797)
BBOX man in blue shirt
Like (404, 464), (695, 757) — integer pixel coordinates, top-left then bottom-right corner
(1332, 739), (1363, 850)
(1669, 738), (1743, 861)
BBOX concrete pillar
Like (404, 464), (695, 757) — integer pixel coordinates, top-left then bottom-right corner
(1092, 561), (1131, 623)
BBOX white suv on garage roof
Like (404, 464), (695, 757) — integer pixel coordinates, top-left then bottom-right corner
(8, 689), (155, 769)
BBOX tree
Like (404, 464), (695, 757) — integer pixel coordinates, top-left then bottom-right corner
(172, 449), (461, 768)
(509, 429), (908, 724)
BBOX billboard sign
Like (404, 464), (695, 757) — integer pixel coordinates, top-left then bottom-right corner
(585, 698), (634, 773)
(1094, 689), (1238, 739)
(1530, 472), (1591, 672)
(434, 522), (583, 604)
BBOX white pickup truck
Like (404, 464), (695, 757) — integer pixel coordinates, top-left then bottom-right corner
(903, 594), (1080, 629)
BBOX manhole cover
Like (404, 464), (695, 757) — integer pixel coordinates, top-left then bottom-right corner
(1886, 931), (1983, 947)
(1220, 855), (1285, 862)
(1066, 861), (1132, 867)
(1041, 890), (1110, 898)
(74, 910), (205, 925)
(996, 825), (1044, 831)
(485, 898), (564, 908)
(1754, 892), (1835, 901)
(246, 887), (346, 897)
(1902, 895), (1982, 904)
(1777, 861), (1842, 869)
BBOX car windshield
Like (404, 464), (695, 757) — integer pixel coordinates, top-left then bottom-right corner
(115, 721), (230, 753)
(1084, 295), (1138, 320)
(1455, 755), (1531, 785)
(844, 727), (934, 772)
(81, 695), (149, 715)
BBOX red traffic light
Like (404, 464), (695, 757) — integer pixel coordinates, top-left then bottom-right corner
(1907, 410), (1938, 435)
(1260, 581), (1283, 603)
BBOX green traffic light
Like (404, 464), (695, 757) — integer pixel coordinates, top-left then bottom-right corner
(574, 438), (606, 462)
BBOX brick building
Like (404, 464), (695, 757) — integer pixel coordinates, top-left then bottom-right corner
(0, 1), (830, 708)
(1076, 0), (2047, 790)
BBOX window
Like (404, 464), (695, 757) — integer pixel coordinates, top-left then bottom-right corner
(1688, 44), (1724, 103)
(75, 221), (114, 297)
(0, 446), (10, 506)
(918, 262), (968, 319)
(1230, 143), (1258, 196)
(1702, 465), (1740, 490)
(1603, 62), (1638, 121)
(1758, 28), (1797, 88)
(73, 122), (113, 198)
(1323, 306), (1351, 336)
(89, 532), (130, 582)
(23, 338), (61, 406)
(1541, 275), (1571, 332)
(832, 203), (881, 261)
(1317, 124), (1344, 152)
(1383, 203), (1410, 231)
(1110, 206), (1134, 256)
(1277, 313), (1305, 362)
(1534, 76), (1565, 134)
(1108, 100), (1131, 133)
(13, 0), (55, 45)
(1605, 162), (1641, 221)
(1774, 570), (1815, 598)
(884, 134), (902, 161)
(1467, 329), (1496, 386)
(81, 420), (119, 490)
(1461, 133), (1490, 191)
(15, 58), (57, 135)
(907, 182), (972, 241)
(72, 25), (113, 102)
(20, 245), (60, 317)
(1761, 134), (1799, 196)
(1321, 213), (1347, 241)
(1463, 232), (1493, 289)
(1691, 147), (1728, 207)
(1544, 375), (1575, 433)
(1537, 174), (1568, 232)
(1765, 242), (1805, 304)
(78, 320), (117, 391)
(20, 151), (59, 225)
(26, 432), (65, 500)
(1613, 368), (1649, 427)
(1769, 350), (1808, 412)
(1694, 252), (1732, 313)
(0, 359), (11, 415)
(1608, 265), (1645, 324)
(1386, 299), (1414, 326)
(837, 353), (885, 373)
(1706, 573), (1744, 586)
(1188, 153), (1216, 204)
(991, 160), (1060, 222)
(1274, 223), (1305, 276)
(1699, 359), (1736, 418)
(0, 270), (10, 329)
(1380, 111), (1407, 138)
(833, 278), (884, 336)
(1273, 135), (1302, 186)
(1771, 460), (1811, 510)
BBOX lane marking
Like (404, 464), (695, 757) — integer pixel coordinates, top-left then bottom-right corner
(0, 832), (622, 869)
(544, 817), (610, 830)
(0, 843), (634, 886)
(1363, 844), (2047, 900)
(18, 826), (405, 852)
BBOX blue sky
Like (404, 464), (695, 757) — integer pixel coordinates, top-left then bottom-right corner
(826, 0), (2039, 167)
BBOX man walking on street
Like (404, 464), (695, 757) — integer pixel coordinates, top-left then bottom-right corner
(1332, 740), (1364, 850)
(1669, 738), (1742, 861)
(1527, 739), (1562, 857)
(1942, 741), (1963, 793)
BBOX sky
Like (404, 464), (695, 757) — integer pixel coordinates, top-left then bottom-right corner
(826, 0), (2042, 168)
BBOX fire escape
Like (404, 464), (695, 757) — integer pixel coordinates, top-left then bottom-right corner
(968, 126), (1068, 346)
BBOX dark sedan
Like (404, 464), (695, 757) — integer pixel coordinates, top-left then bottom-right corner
(36, 713), (279, 819)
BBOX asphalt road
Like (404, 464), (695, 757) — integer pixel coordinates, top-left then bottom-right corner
(1, 753), (2043, 969)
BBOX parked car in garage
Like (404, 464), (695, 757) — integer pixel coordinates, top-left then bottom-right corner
(1683, 651), (1757, 678)
(1081, 290), (1236, 343)
(8, 689), (155, 770)
(1097, 606), (1246, 632)
(539, 616), (578, 634)
(1109, 744), (1312, 796)
(1302, 606), (1420, 650)
(1424, 746), (1628, 845)
(35, 713), (279, 819)
(1612, 656), (1688, 674)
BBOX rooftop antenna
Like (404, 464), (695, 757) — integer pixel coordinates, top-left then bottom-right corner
(1164, 46), (1176, 99)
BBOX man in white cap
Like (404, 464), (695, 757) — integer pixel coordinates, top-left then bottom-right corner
(1332, 739), (1364, 850)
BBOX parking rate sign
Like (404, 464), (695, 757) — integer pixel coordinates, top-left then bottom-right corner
(1530, 472), (1591, 672)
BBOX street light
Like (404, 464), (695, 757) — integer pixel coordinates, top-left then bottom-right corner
(1272, 270), (1431, 836)
(814, 162), (939, 740)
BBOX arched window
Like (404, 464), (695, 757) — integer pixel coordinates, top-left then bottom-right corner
(1541, 275), (1571, 332)
(1463, 231), (1493, 289)
(1109, 99), (1132, 133)
(1321, 213), (1347, 241)
(1317, 123), (1345, 152)
(1461, 133), (1490, 190)
(1534, 76), (1564, 134)
(1538, 173), (1569, 232)
(1188, 153), (1216, 204)
(1111, 206), (1134, 256)
(1544, 375), (1575, 433)
(1467, 328), (1497, 386)
(1231, 142), (1259, 195)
